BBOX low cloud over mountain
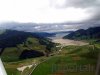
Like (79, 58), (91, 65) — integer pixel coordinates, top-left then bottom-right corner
(0, 22), (100, 32)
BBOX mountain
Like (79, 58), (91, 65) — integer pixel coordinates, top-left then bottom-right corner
(0, 22), (76, 32)
(0, 30), (55, 62)
(63, 27), (100, 40)
(47, 31), (72, 39)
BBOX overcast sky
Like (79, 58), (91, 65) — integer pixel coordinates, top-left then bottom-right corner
(0, 0), (100, 32)
(0, 0), (99, 23)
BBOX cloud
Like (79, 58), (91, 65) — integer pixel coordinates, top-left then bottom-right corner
(0, 0), (94, 23)
(51, 0), (100, 8)
(65, 0), (99, 8)
(0, 0), (100, 32)
(53, 0), (100, 24)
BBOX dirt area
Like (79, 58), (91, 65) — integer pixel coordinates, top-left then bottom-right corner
(52, 39), (88, 46)
(17, 64), (33, 72)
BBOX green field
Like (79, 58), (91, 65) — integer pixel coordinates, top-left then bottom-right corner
(2, 40), (100, 75)
(31, 44), (99, 75)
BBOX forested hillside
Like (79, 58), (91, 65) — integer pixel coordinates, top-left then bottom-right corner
(63, 27), (100, 40)
(0, 30), (55, 62)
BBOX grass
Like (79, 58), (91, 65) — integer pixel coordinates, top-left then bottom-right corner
(4, 44), (99, 75)
(2, 40), (99, 75)
(5, 68), (21, 75)
(1, 47), (23, 62)
(31, 44), (99, 75)
(31, 56), (96, 75)
(1, 37), (53, 62)
(3, 56), (48, 75)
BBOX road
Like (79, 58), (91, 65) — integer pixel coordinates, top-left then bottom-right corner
(27, 38), (89, 75)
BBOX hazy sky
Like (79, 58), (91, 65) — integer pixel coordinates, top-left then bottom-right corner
(0, 0), (100, 32)
(0, 0), (97, 23)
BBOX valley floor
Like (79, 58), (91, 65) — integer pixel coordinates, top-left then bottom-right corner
(4, 38), (99, 75)
(52, 38), (88, 46)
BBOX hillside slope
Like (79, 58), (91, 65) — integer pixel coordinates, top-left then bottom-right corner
(63, 27), (100, 40)
(0, 30), (55, 62)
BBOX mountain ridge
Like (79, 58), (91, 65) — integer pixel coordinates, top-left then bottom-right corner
(0, 29), (55, 62)
(63, 26), (100, 40)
